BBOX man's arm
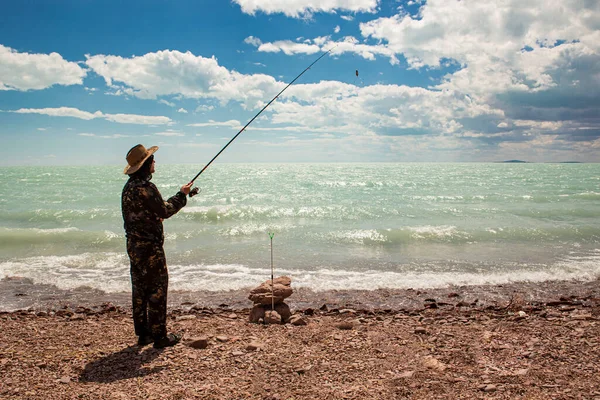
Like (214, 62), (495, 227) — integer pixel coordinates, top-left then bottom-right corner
(143, 182), (189, 219)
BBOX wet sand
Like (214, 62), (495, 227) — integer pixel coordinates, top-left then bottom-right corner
(2, 275), (600, 313)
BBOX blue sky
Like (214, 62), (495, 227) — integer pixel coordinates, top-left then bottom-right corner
(1, 0), (599, 166)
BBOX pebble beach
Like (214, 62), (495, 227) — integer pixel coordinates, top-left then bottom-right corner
(2, 277), (600, 399)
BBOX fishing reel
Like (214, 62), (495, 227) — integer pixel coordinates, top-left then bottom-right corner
(189, 187), (200, 198)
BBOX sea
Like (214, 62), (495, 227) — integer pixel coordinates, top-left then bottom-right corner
(1, 163), (599, 296)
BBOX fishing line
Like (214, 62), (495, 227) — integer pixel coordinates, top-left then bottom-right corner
(187, 45), (339, 197)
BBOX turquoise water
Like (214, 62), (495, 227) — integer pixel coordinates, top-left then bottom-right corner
(0, 163), (599, 292)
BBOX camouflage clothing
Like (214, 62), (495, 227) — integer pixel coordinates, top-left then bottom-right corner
(122, 175), (187, 339)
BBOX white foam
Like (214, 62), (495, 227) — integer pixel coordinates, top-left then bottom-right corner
(409, 225), (464, 239)
(0, 253), (131, 292)
(327, 229), (387, 244)
(2, 250), (600, 293)
(32, 227), (81, 234)
(220, 223), (295, 237)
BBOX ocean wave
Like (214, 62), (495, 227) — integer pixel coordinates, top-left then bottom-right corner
(574, 192), (600, 200)
(323, 225), (600, 245)
(2, 252), (600, 293)
(0, 227), (123, 248)
(219, 222), (296, 237)
(0, 253), (131, 292)
(0, 208), (120, 224)
(182, 205), (374, 221)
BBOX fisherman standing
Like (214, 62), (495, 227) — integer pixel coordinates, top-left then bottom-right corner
(121, 144), (192, 348)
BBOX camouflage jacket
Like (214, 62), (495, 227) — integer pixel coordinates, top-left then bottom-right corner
(121, 175), (187, 244)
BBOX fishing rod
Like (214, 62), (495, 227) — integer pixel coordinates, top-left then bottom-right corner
(187, 45), (338, 197)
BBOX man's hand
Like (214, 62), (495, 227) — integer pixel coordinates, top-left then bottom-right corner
(180, 182), (193, 195)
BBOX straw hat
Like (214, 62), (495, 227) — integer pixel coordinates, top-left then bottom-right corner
(123, 144), (158, 175)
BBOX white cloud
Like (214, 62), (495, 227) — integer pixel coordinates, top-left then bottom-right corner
(159, 99), (175, 107)
(271, 81), (502, 137)
(105, 113), (171, 125)
(359, 0), (600, 97)
(37, 128), (47, 131)
(187, 120), (241, 128)
(14, 107), (101, 120)
(78, 133), (129, 139)
(257, 41), (321, 55)
(195, 104), (215, 112)
(175, 142), (216, 148)
(334, 26), (341, 34)
(0, 45), (86, 91)
(233, 0), (600, 157)
(155, 130), (185, 137)
(232, 0), (379, 17)
(177, 108), (188, 113)
(340, 15), (354, 21)
(244, 36), (262, 47)
(85, 50), (284, 108)
(12, 107), (171, 125)
(250, 35), (399, 64)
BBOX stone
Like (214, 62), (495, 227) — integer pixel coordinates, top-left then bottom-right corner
(482, 384), (497, 392)
(294, 365), (312, 374)
(187, 336), (209, 349)
(571, 313), (593, 320)
(248, 276), (293, 305)
(397, 371), (415, 379)
(289, 315), (307, 326)
(414, 327), (427, 335)
(175, 315), (196, 321)
(249, 304), (266, 323)
(513, 368), (529, 376)
(264, 310), (281, 325)
(246, 341), (263, 351)
(336, 322), (354, 330)
(216, 335), (229, 342)
(274, 303), (291, 322)
(422, 356), (446, 372)
(58, 376), (71, 384)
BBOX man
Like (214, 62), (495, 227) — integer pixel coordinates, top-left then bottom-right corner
(121, 144), (192, 348)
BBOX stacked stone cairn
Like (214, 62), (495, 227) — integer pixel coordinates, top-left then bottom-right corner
(248, 276), (294, 324)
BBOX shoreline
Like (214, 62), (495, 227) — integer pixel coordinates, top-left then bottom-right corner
(2, 275), (600, 313)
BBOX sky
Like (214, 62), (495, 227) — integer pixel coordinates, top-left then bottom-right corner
(0, 0), (599, 166)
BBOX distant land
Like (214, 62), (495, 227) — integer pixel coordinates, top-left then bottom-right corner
(496, 160), (584, 163)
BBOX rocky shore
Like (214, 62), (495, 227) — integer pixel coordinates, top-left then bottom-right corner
(1, 278), (600, 399)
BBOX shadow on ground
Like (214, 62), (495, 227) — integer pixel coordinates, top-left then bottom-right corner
(79, 345), (164, 383)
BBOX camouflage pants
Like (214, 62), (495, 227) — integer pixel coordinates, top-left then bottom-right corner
(127, 239), (169, 340)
